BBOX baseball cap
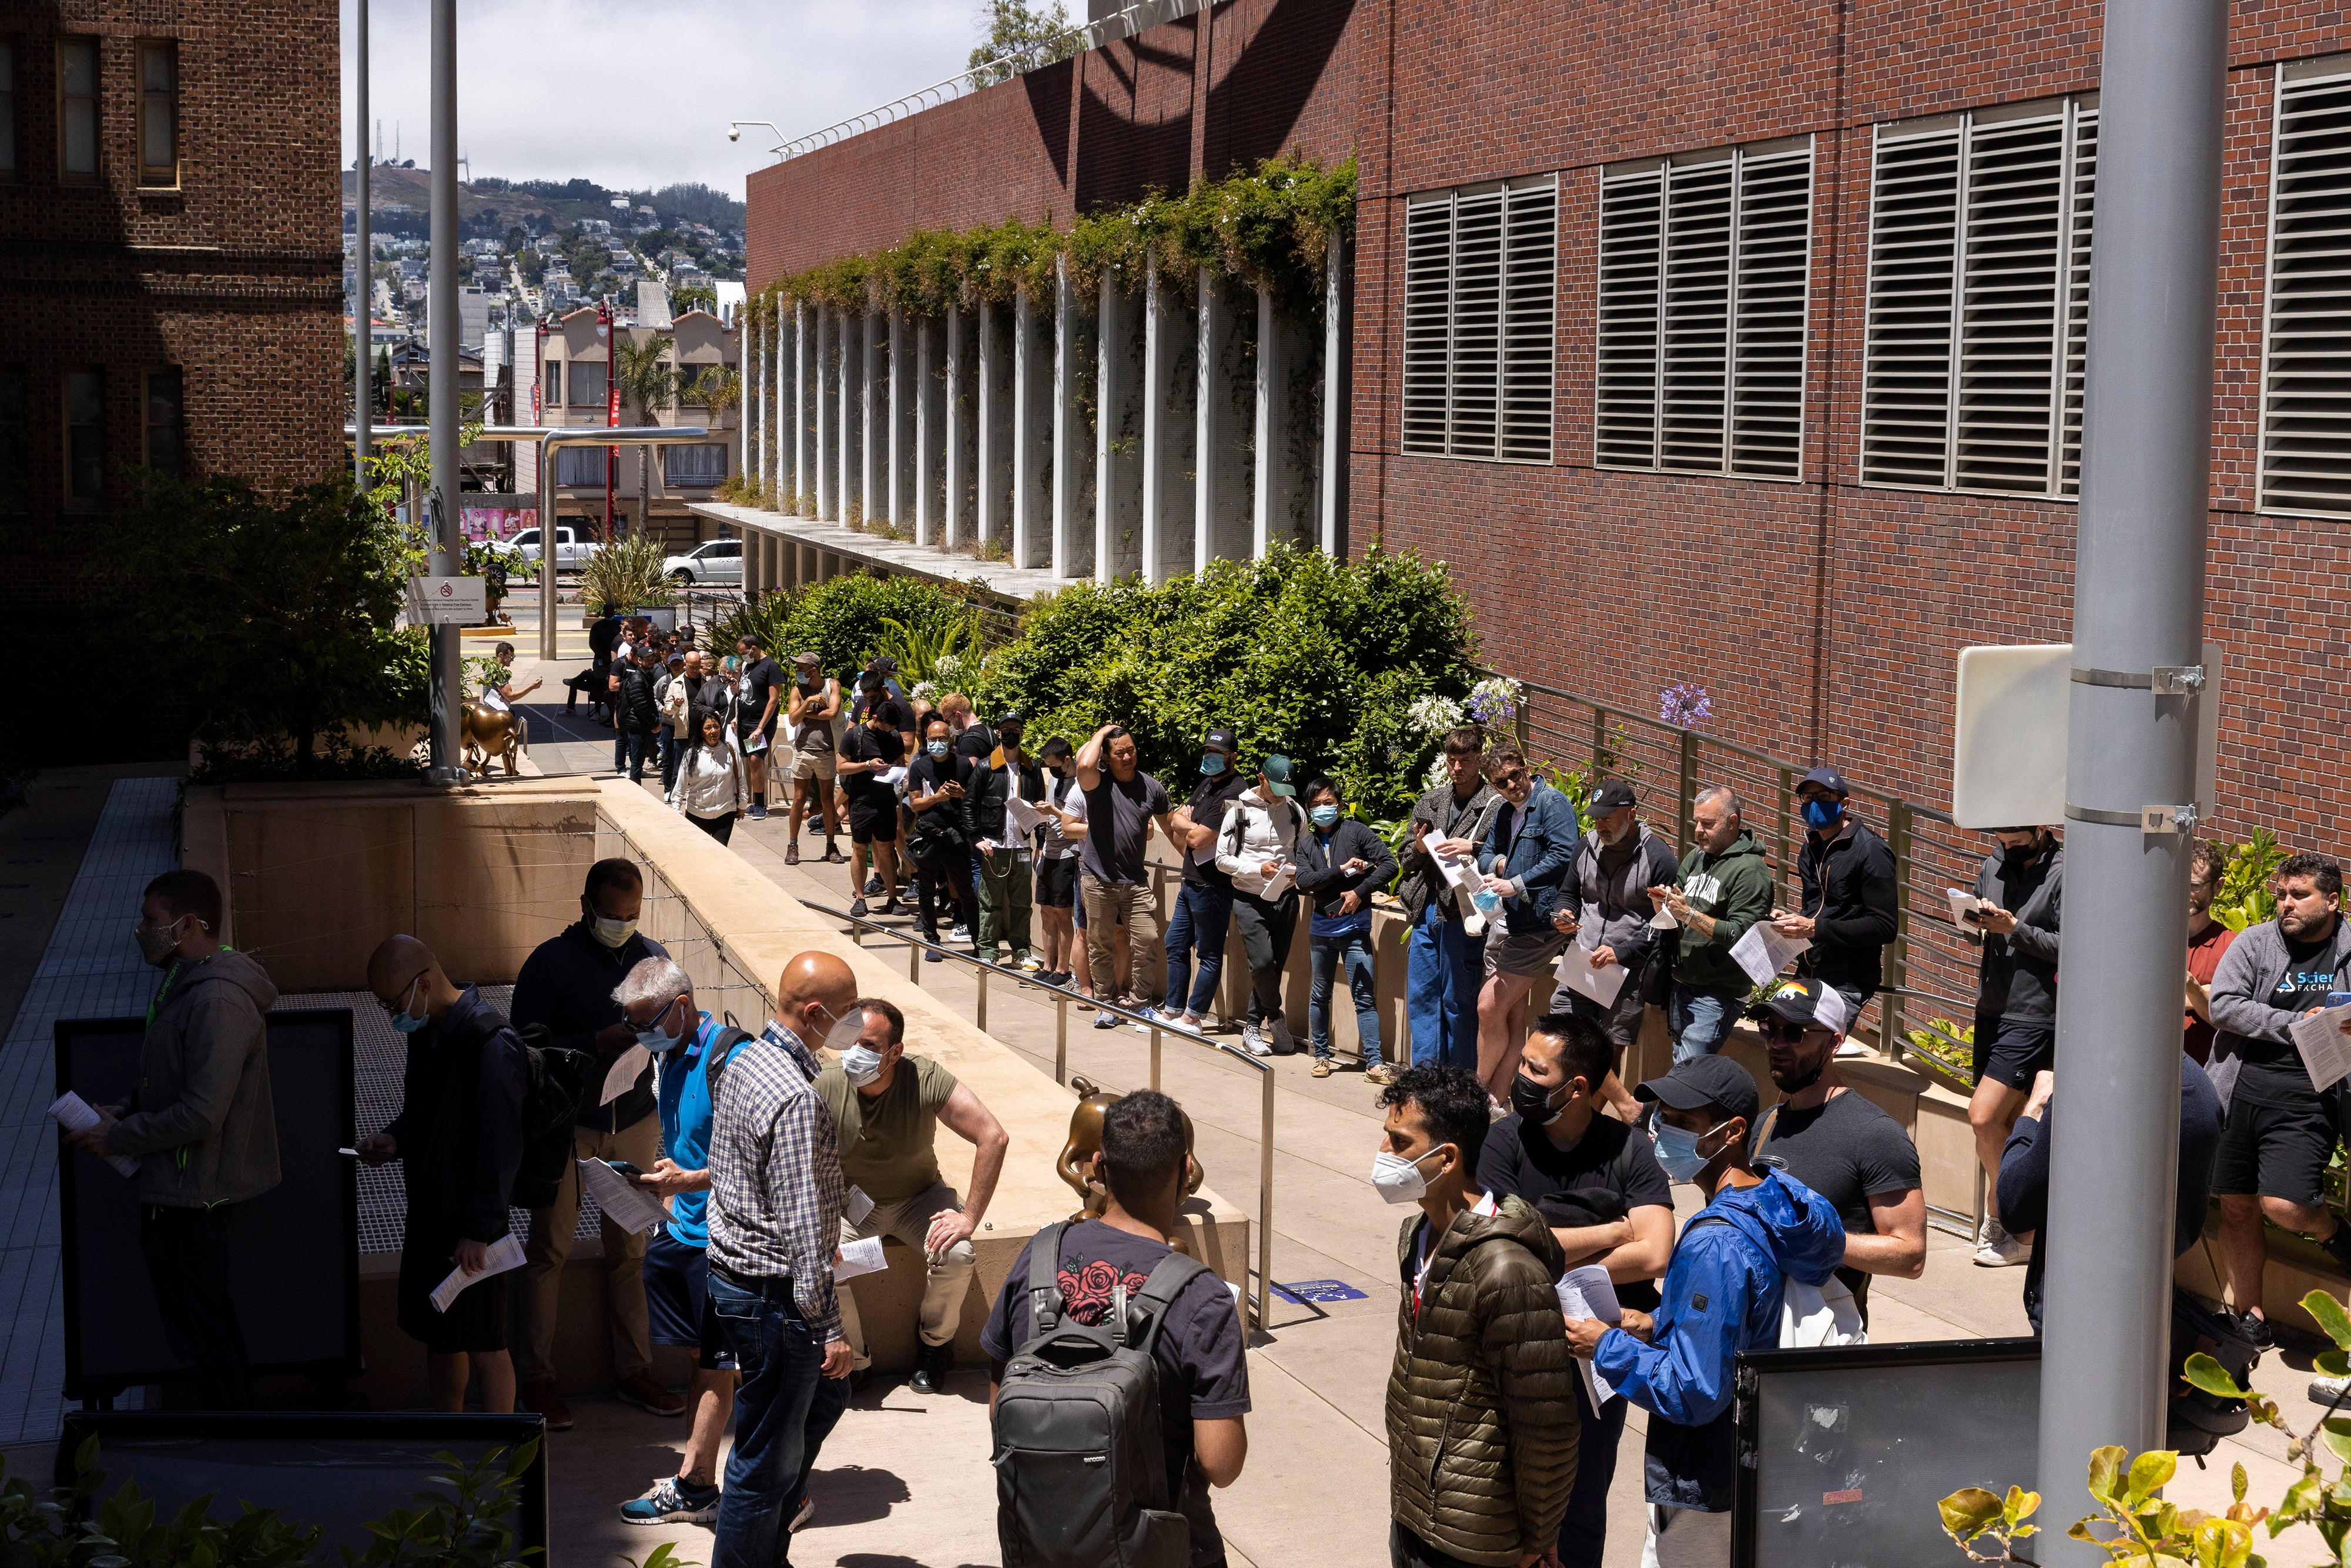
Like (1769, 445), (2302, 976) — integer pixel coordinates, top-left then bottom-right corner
(995, 709), (1025, 729)
(1799, 766), (1850, 796)
(1747, 977), (1850, 1037)
(1261, 753), (1297, 798)
(872, 655), (900, 674)
(1589, 779), (1636, 814)
(792, 651), (822, 668)
(666, 652), (684, 667)
(1203, 728), (1240, 753)
(1633, 1054), (1761, 1127)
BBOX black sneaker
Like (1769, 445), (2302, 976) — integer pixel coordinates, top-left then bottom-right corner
(865, 873), (885, 896)
(2235, 1309), (2276, 1350)
(909, 1342), (952, 1395)
(881, 896), (903, 916)
(849, 897), (869, 919)
(2322, 1221), (2351, 1278)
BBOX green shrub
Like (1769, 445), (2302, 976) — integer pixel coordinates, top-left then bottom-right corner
(976, 544), (1477, 820)
(581, 533), (672, 616)
(711, 572), (996, 679)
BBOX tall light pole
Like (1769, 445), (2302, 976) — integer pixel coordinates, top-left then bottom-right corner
(353, 0), (369, 488)
(2036, 0), (2225, 1550)
(425, 0), (463, 782)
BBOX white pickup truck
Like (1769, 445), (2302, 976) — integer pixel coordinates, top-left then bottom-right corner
(489, 525), (598, 572)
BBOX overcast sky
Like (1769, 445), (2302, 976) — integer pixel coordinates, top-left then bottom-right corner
(339, 0), (978, 196)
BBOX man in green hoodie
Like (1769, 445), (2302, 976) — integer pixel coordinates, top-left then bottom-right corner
(1649, 787), (1774, 1063)
(70, 869), (281, 1408)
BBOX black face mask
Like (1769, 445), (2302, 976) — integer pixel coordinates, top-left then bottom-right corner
(1511, 1073), (1570, 1128)
(2000, 837), (2041, 864)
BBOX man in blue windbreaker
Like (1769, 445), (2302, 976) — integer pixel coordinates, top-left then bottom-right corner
(1563, 1055), (1846, 1568)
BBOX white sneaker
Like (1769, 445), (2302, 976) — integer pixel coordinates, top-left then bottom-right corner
(949, 924), (972, 943)
(1019, 953), (1043, 972)
(1094, 1009), (1118, 1030)
(1974, 1218), (2028, 1268)
(2311, 1375), (2351, 1406)
(790, 1493), (815, 1532)
(1168, 1014), (1205, 1037)
(1241, 1022), (1273, 1056)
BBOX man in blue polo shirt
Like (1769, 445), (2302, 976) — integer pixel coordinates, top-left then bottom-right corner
(611, 956), (847, 1533)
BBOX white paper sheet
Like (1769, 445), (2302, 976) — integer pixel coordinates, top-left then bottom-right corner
(580, 1157), (671, 1234)
(430, 1232), (527, 1313)
(1004, 793), (1049, 836)
(877, 765), (907, 788)
(1555, 946), (1629, 1007)
(844, 1185), (876, 1225)
(1436, 851), (1482, 892)
(2290, 1003), (2351, 1094)
(46, 1092), (141, 1177)
(1946, 887), (1988, 926)
(601, 1043), (650, 1106)
(833, 1235), (888, 1281)
(1556, 1264), (1622, 1405)
(1730, 922), (1811, 986)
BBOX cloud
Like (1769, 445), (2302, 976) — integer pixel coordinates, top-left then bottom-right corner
(339, 0), (977, 195)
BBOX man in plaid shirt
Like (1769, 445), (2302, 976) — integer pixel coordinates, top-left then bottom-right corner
(707, 950), (862, 1568)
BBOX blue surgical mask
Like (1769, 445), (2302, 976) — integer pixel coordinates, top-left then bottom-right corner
(388, 974), (429, 1034)
(1310, 805), (1340, 829)
(927, 741), (950, 758)
(1653, 1118), (1729, 1184)
(1200, 752), (1228, 776)
(635, 996), (684, 1051)
(1801, 798), (1843, 832)
(842, 1044), (884, 1085)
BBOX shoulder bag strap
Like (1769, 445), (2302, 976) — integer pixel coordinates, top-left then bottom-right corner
(1127, 1248), (1214, 1356)
(1029, 1220), (1070, 1334)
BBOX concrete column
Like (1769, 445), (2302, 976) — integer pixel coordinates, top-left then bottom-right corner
(1013, 284), (1054, 571)
(839, 307), (865, 527)
(813, 307), (832, 520)
(1320, 242), (1351, 555)
(749, 310), (763, 492)
(861, 310), (883, 527)
(1053, 257), (1097, 580)
(1141, 259), (1197, 585)
(1096, 270), (1144, 581)
(1195, 270), (1252, 572)
(888, 308), (915, 530)
(978, 301), (1013, 551)
(916, 314), (946, 547)
(793, 301), (811, 514)
(770, 311), (788, 507)
(1253, 283), (1315, 555)
(946, 305), (975, 550)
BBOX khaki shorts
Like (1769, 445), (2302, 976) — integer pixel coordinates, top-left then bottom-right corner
(790, 745), (838, 782)
(1485, 926), (1570, 980)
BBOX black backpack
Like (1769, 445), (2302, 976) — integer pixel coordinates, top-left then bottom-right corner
(508, 1023), (592, 1210)
(991, 1221), (1207, 1568)
(699, 1021), (755, 1107)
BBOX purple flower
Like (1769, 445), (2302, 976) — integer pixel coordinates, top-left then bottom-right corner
(1659, 683), (1712, 731)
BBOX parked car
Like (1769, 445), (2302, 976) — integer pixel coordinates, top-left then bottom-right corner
(664, 538), (743, 587)
(488, 525), (598, 572)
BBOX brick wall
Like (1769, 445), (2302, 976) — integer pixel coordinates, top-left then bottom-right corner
(746, 0), (2351, 858)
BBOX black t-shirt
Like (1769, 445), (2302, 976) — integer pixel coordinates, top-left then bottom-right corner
(955, 723), (997, 763)
(2236, 929), (2344, 1105)
(1180, 773), (1250, 890)
(982, 1219), (1250, 1560)
(1476, 1109), (1674, 1310)
(852, 691), (917, 737)
(839, 723), (905, 807)
(1753, 1088), (1920, 1292)
(737, 656), (785, 733)
(906, 751), (973, 846)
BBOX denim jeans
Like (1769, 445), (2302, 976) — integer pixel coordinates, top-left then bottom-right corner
(1669, 984), (1745, 1063)
(710, 1274), (826, 1568)
(659, 731), (683, 794)
(617, 728), (654, 781)
(1406, 904), (1481, 1070)
(1164, 882), (1233, 1017)
(1556, 1367), (1628, 1568)
(1310, 929), (1382, 1065)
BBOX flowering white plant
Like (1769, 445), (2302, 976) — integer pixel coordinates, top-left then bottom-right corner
(911, 680), (939, 706)
(932, 653), (968, 687)
(1406, 694), (1467, 736)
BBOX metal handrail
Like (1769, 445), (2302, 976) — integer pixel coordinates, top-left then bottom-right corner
(801, 898), (1277, 1337)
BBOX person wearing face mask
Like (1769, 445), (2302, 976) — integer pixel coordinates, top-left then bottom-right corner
(904, 713), (977, 949)
(967, 710), (1047, 971)
(1767, 767), (1896, 1023)
(1563, 1056), (1844, 1568)
(508, 859), (688, 1428)
(1472, 747), (1583, 1107)
(1547, 778), (1677, 1121)
(1475, 1015), (1673, 1568)
(1161, 726), (1251, 1035)
(1402, 727), (1503, 1072)
(1744, 979), (1925, 1326)
(68, 871), (279, 1410)
(815, 997), (1009, 1394)
(1032, 736), (1089, 988)
(706, 951), (866, 1567)
(1957, 823), (2065, 1268)
(836, 676), (912, 919)
(1293, 776), (1400, 1080)
(2184, 839), (2236, 1066)
(353, 934), (526, 1416)
(1214, 754), (1312, 1055)
(1375, 1063), (1579, 1568)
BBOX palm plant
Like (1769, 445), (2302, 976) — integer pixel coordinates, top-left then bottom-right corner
(611, 332), (676, 538)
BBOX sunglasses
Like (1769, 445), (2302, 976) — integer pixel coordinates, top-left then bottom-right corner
(1491, 769), (1529, 789)
(1759, 1018), (1824, 1044)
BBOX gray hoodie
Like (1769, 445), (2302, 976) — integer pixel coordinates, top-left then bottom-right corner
(106, 950), (283, 1208)
(2206, 913), (2351, 1113)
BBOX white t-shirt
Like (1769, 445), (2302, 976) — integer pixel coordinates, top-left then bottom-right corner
(1041, 773), (1086, 860)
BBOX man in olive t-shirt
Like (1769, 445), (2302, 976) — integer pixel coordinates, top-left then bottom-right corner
(813, 997), (1011, 1392)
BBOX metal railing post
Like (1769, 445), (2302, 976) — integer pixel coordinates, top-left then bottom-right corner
(1150, 1026), (1163, 1091)
(1258, 1065), (1275, 1335)
(1590, 705), (1607, 773)
(1883, 799), (1913, 1060)
(1676, 729), (1698, 856)
(1055, 994), (1068, 1085)
(977, 964), (989, 1033)
(1775, 766), (1794, 898)
(908, 939), (921, 984)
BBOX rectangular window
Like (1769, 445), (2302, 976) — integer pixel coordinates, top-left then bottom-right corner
(58, 38), (96, 182)
(1595, 138), (1813, 480)
(663, 443), (727, 487)
(568, 359), (607, 407)
(555, 444), (605, 486)
(144, 367), (182, 477)
(138, 42), (175, 186)
(65, 368), (104, 508)
(544, 359), (562, 408)
(675, 365), (708, 406)
(1859, 96), (2098, 497)
(2259, 55), (2351, 515)
(1, 39), (17, 179)
(1400, 176), (1557, 463)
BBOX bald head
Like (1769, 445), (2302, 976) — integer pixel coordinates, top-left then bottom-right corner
(367, 934), (458, 1023)
(773, 950), (860, 1050)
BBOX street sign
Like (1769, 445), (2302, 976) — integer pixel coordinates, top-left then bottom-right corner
(405, 575), (487, 626)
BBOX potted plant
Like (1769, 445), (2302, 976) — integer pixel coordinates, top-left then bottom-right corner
(579, 533), (672, 627)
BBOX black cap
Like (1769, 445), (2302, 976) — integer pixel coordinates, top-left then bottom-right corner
(995, 709), (1024, 729)
(1633, 1055), (1761, 1127)
(1204, 728), (1239, 753)
(1799, 766), (1850, 796)
(872, 655), (900, 674)
(1589, 779), (1636, 814)
(1746, 977), (1851, 1036)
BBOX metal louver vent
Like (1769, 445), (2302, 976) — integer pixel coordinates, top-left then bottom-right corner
(2260, 59), (2351, 515)
(1398, 178), (1558, 463)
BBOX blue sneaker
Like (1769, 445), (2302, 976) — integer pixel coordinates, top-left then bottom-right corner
(620, 1475), (720, 1526)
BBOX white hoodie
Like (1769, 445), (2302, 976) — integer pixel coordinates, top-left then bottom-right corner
(668, 733), (750, 820)
(1215, 790), (1307, 899)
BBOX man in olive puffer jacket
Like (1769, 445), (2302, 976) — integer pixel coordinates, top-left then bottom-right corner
(1377, 1064), (1579, 1567)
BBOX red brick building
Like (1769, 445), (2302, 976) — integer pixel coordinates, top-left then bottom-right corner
(0, 1), (343, 617)
(742, 0), (2351, 857)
